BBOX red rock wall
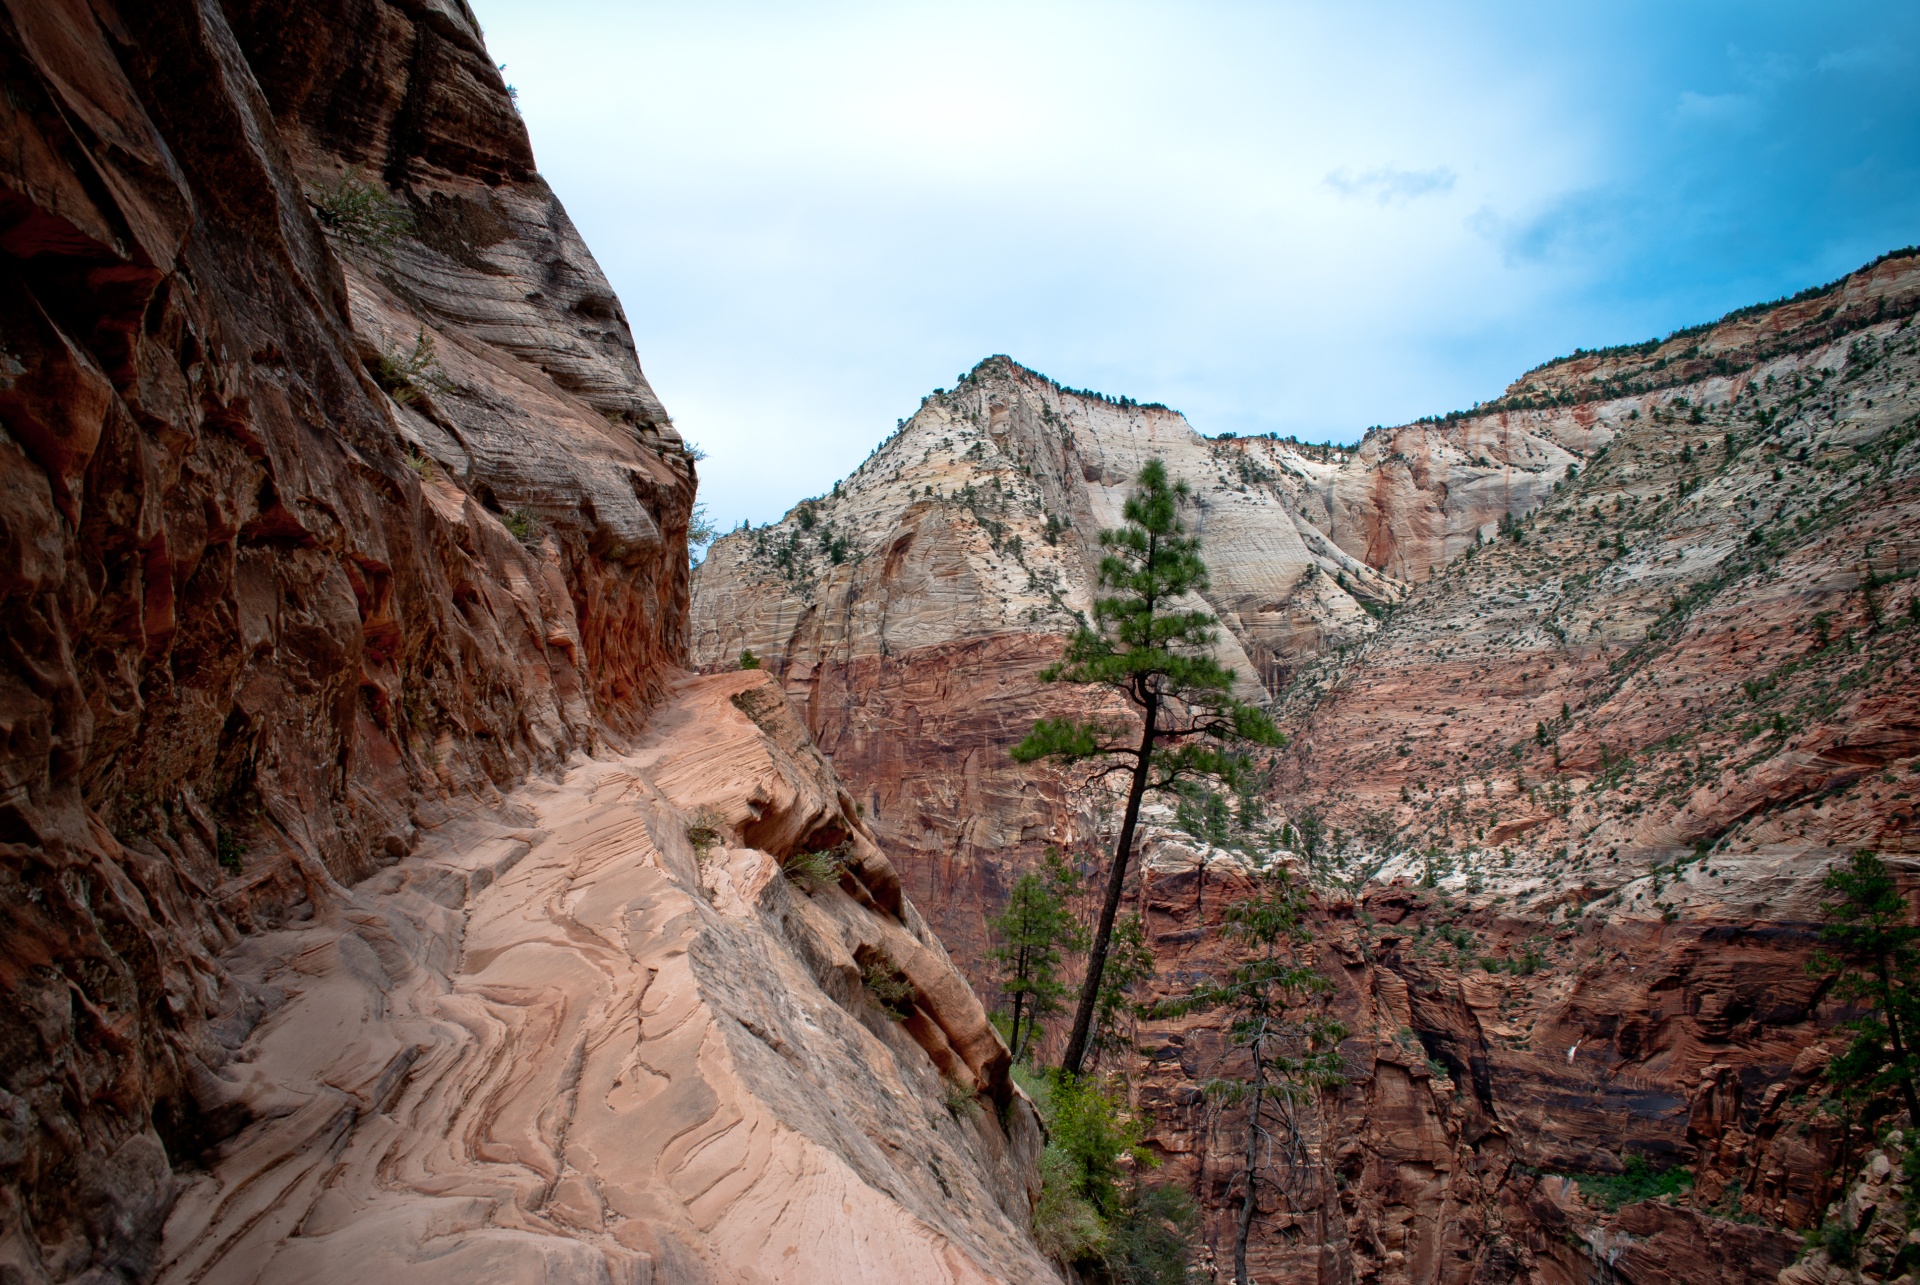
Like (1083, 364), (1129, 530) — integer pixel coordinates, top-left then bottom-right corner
(0, 2), (692, 1278)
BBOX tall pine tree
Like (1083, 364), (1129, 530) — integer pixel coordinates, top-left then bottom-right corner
(1014, 459), (1282, 1075)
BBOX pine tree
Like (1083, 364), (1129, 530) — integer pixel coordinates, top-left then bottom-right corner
(1812, 849), (1920, 1126)
(1014, 459), (1282, 1075)
(1089, 912), (1155, 1069)
(989, 848), (1086, 1063)
(1159, 867), (1345, 1285)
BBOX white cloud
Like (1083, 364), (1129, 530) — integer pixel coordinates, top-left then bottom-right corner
(1325, 165), (1457, 203)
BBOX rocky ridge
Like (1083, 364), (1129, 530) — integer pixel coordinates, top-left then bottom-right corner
(154, 669), (1051, 1285)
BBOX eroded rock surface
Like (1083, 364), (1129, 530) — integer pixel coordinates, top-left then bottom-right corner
(0, 0), (697, 1277)
(693, 253), (1920, 1283)
(155, 670), (1053, 1285)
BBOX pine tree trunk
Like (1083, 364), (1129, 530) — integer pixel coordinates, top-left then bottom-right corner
(1061, 691), (1158, 1076)
(1877, 952), (1920, 1126)
(1234, 1079), (1263, 1285)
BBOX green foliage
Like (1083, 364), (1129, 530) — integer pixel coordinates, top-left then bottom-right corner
(942, 1078), (980, 1119)
(1175, 786), (1233, 848)
(1102, 1182), (1199, 1285)
(685, 811), (724, 857)
(1091, 913), (1155, 1065)
(688, 502), (717, 565)
(860, 952), (917, 1020)
(1570, 1155), (1693, 1210)
(1032, 1145), (1109, 1263)
(738, 648), (761, 670)
(1022, 1070), (1194, 1282)
(310, 167), (412, 248)
(1809, 850), (1920, 1121)
(216, 830), (245, 873)
(1811, 1218), (1859, 1267)
(782, 844), (845, 893)
(989, 848), (1086, 1062)
(1163, 868), (1346, 1090)
(502, 507), (544, 546)
(373, 327), (454, 404)
(1291, 805), (1324, 861)
(1012, 458), (1281, 780)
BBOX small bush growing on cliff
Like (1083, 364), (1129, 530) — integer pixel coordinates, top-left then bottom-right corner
(311, 167), (412, 248)
(859, 951), (917, 1020)
(738, 649), (760, 670)
(216, 829), (245, 873)
(782, 844), (845, 893)
(503, 507), (544, 546)
(685, 810), (725, 858)
(373, 327), (455, 405)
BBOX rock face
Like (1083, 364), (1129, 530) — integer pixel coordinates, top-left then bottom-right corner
(693, 253), (1920, 1281)
(1210, 248), (1920, 1284)
(690, 359), (1408, 963)
(153, 669), (1052, 1285)
(0, 3), (1052, 1282)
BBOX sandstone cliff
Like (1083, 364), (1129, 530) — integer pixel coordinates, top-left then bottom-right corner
(154, 669), (1052, 1285)
(0, 2), (1049, 1281)
(690, 359), (1407, 965)
(691, 250), (1920, 1282)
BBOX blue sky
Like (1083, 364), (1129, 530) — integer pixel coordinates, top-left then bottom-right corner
(476, 0), (1920, 530)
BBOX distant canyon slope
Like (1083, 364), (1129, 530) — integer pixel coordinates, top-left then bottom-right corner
(693, 248), (1920, 1283)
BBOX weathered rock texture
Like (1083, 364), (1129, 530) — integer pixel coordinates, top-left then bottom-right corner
(693, 251), (1920, 1282)
(690, 360), (1408, 965)
(0, 2), (1083, 1282)
(1198, 247), (1920, 1285)
(153, 669), (1052, 1285)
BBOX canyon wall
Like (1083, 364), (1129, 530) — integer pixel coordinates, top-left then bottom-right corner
(0, 3), (1049, 1281)
(692, 251), (1920, 1282)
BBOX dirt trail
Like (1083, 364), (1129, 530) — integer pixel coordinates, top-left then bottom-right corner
(155, 672), (1054, 1285)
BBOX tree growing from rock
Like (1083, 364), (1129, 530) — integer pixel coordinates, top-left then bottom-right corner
(1158, 867), (1345, 1285)
(1812, 848), (1920, 1127)
(990, 848), (1086, 1064)
(1014, 458), (1282, 1076)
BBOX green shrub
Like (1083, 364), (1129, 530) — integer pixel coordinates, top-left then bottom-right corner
(1020, 1069), (1195, 1282)
(1032, 1146), (1108, 1262)
(685, 814), (724, 856)
(738, 648), (760, 670)
(373, 327), (454, 405)
(503, 508), (543, 546)
(782, 844), (845, 893)
(1810, 1218), (1858, 1267)
(1571, 1155), (1692, 1210)
(860, 953), (917, 1020)
(310, 167), (411, 248)
(216, 830), (245, 873)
